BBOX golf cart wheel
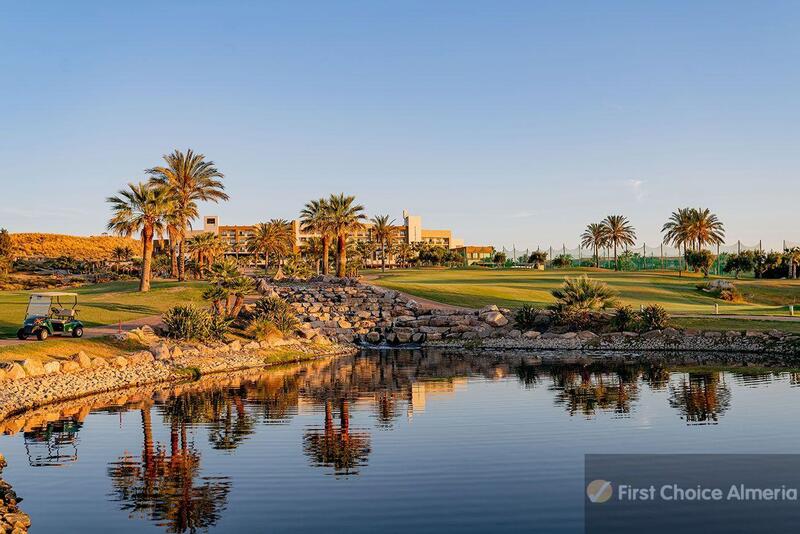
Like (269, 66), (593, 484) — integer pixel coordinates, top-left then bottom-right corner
(36, 329), (49, 341)
(72, 327), (83, 338)
(16, 329), (27, 340)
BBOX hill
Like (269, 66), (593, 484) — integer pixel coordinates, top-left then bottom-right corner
(11, 233), (141, 261)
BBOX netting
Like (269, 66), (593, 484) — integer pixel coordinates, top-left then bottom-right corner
(498, 239), (794, 273)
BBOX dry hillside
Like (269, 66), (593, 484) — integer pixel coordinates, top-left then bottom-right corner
(11, 233), (141, 260)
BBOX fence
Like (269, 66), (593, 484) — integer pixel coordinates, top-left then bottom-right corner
(498, 240), (800, 274)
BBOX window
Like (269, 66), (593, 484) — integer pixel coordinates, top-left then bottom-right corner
(206, 217), (216, 225)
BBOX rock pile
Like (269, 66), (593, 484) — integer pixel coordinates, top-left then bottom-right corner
(0, 454), (29, 533)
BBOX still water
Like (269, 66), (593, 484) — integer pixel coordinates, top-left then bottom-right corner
(1, 348), (798, 533)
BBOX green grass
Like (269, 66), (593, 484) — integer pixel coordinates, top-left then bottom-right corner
(370, 267), (800, 315)
(0, 336), (147, 363)
(0, 280), (208, 337)
(671, 317), (800, 334)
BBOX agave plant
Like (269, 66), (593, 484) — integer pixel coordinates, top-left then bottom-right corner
(551, 275), (618, 311)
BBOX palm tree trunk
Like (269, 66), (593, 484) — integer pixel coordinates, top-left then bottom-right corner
(337, 234), (346, 278)
(264, 248), (269, 275)
(381, 242), (386, 272)
(170, 244), (178, 278)
(230, 295), (245, 318)
(613, 243), (618, 271)
(140, 225), (154, 292)
(594, 245), (599, 268)
(322, 236), (330, 275)
(178, 231), (186, 282)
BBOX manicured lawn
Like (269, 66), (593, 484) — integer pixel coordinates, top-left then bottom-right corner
(0, 280), (208, 338)
(0, 336), (147, 363)
(671, 317), (800, 334)
(369, 267), (800, 315)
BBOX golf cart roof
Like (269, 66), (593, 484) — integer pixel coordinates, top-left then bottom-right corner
(30, 292), (78, 297)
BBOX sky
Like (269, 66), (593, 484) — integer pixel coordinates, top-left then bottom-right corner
(1, 1), (799, 251)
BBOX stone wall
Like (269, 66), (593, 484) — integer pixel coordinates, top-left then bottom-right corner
(272, 278), (517, 344)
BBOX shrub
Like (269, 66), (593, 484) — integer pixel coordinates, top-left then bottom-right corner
(514, 304), (541, 330)
(640, 304), (671, 330)
(254, 295), (299, 334)
(684, 249), (715, 277)
(551, 254), (573, 268)
(162, 305), (212, 340)
(208, 315), (233, 340)
(551, 275), (618, 311)
(552, 308), (594, 330)
(245, 317), (282, 341)
(612, 305), (636, 331)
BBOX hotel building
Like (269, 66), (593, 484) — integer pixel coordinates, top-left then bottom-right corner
(190, 210), (465, 255)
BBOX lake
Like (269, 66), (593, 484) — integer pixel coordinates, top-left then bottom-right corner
(0, 348), (798, 533)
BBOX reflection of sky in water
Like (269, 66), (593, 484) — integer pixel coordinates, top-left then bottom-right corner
(1, 350), (799, 533)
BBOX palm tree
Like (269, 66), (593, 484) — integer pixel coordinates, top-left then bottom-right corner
(687, 208), (725, 251)
(107, 183), (171, 291)
(662, 207), (694, 261)
(370, 215), (397, 272)
(246, 219), (293, 275)
(602, 215), (636, 271)
(395, 242), (414, 268)
(147, 149), (228, 282)
(300, 198), (335, 276)
(111, 245), (134, 272)
(580, 223), (608, 268)
(327, 194), (366, 278)
(186, 232), (226, 276)
(301, 237), (326, 274)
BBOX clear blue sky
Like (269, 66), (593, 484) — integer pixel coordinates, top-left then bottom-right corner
(2, 1), (798, 251)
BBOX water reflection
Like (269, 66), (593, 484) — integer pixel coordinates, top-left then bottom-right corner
(2, 349), (798, 532)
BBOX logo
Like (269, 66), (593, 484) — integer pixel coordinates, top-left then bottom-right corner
(587, 479), (613, 504)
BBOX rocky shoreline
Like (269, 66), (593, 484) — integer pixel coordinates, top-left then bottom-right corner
(0, 338), (357, 423)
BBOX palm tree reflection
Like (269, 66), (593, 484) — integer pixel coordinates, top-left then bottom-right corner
(669, 372), (730, 424)
(303, 399), (372, 476)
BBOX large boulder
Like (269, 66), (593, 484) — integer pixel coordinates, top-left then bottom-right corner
(4, 363), (25, 380)
(151, 344), (171, 361)
(21, 359), (45, 377)
(482, 311), (509, 327)
(43, 361), (61, 374)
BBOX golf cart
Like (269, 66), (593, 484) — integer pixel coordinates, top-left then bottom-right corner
(17, 292), (84, 341)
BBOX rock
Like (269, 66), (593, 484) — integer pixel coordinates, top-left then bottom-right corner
(127, 350), (155, 364)
(151, 344), (171, 361)
(71, 351), (92, 369)
(20, 359), (45, 377)
(314, 335), (332, 346)
(43, 361), (61, 374)
(479, 305), (499, 314)
(559, 332), (578, 339)
(482, 311), (509, 327)
(707, 279), (735, 291)
(171, 346), (183, 359)
(5, 364), (25, 380)
(365, 331), (381, 344)
(507, 329), (522, 339)
(61, 361), (80, 373)
(396, 332), (412, 344)
(411, 332), (426, 343)
(112, 356), (129, 367)
(661, 327), (680, 337)
(0, 369), (7, 381)
(703, 331), (722, 338)
(745, 330), (767, 338)
(259, 331), (286, 347)
(92, 357), (108, 368)
(576, 330), (598, 340)
(228, 340), (242, 352)
(523, 330), (541, 339)
(337, 320), (353, 329)
(244, 341), (261, 350)
(641, 330), (663, 339)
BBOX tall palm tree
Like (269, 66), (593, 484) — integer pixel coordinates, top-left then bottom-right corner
(327, 194), (366, 278)
(580, 223), (608, 268)
(300, 198), (334, 276)
(370, 215), (397, 272)
(688, 208), (725, 251)
(602, 215), (636, 271)
(395, 242), (414, 269)
(147, 149), (228, 282)
(246, 219), (293, 275)
(107, 182), (171, 291)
